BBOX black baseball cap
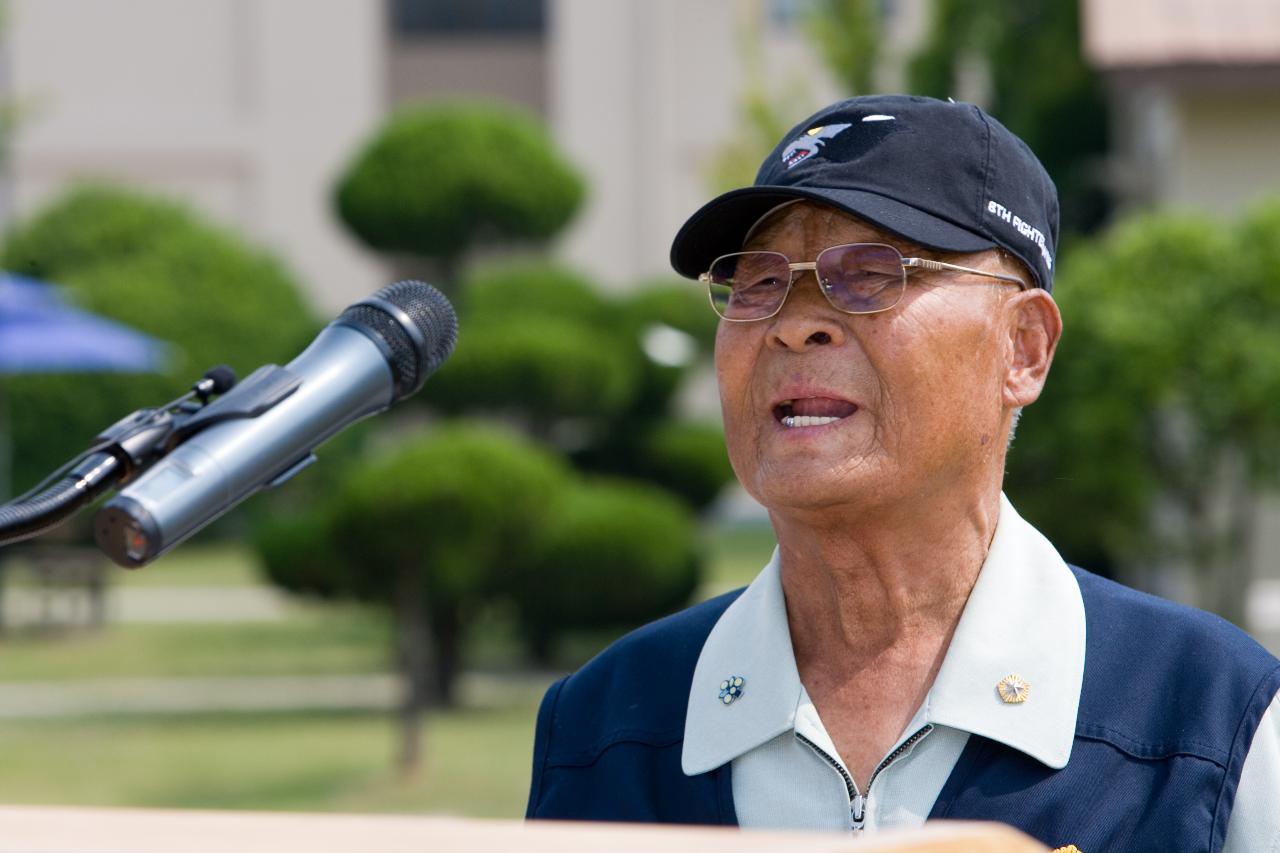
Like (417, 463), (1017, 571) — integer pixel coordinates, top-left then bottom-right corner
(670, 94), (1060, 292)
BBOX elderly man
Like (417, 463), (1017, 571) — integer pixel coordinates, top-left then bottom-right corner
(525, 95), (1280, 851)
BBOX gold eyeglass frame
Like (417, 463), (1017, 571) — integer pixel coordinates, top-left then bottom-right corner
(697, 242), (1027, 322)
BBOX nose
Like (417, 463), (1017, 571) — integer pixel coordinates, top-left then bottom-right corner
(765, 272), (847, 351)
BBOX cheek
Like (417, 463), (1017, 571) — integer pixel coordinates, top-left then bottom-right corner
(714, 328), (768, 462)
(871, 304), (1005, 435)
(714, 325), (754, 411)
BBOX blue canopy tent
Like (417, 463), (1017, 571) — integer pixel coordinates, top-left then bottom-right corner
(0, 274), (169, 498)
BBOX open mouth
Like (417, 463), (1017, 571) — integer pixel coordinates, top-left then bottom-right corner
(772, 397), (859, 429)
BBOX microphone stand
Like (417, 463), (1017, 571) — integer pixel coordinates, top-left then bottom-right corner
(0, 367), (236, 548)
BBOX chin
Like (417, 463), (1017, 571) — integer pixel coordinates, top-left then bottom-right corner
(744, 458), (888, 514)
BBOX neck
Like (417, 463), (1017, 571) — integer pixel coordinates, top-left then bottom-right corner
(773, 484), (1002, 667)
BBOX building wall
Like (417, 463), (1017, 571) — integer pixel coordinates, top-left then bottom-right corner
(5, 0), (388, 313)
(1099, 69), (1280, 642)
(1107, 75), (1280, 218)
(1168, 91), (1280, 215)
(548, 0), (846, 291)
(3, 0), (926, 309)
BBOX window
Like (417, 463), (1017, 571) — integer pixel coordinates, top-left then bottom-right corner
(392, 0), (545, 35)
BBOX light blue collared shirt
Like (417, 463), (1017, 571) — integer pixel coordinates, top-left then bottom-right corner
(681, 495), (1280, 848)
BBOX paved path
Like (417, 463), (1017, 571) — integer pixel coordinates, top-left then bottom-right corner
(2, 575), (1277, 720)
(3, 585), (292, 625)
(0, 670), (559, 719)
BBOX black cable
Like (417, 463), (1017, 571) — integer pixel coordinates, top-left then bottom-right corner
(8, 439), (115, 505)
(0, 452), (121, 547)
(1, 366), (239, 547)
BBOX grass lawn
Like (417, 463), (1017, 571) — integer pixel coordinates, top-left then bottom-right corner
(702, 522), (775, 595)
(111, 544), (265, 587)
(0, 524), (778, 815)
(0, 524), (778, 683)
(2, 543), (263, 589)
(0, 704), (540, 817)
(0, 606), (391, 682)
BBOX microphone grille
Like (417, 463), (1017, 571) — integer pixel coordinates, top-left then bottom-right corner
(377, 280), (458, 376)
(338, 281), (458, 400)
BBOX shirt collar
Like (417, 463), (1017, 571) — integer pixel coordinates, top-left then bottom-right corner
(682, 550), (799, 775)
(681, 494), (1085, 776)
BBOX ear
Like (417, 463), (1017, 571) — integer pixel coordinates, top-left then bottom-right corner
(1002, 289), (1062, 408)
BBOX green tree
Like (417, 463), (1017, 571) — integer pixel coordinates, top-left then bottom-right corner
(428, 263), (640, 439)
(708, 4), (818, 193)
(906, 0), (1110, 236)
(1006, 203), (1280, 627)
(322, 104), (728, 748)
(1, 185), (316, 500)
(333, 102), (586, 289)
(441, 264), (734, 512)
(417, 263), (731, 673)
(807, 0), (881, 95)
(510, 478), (702, 661)
(255, 424), (570, 774)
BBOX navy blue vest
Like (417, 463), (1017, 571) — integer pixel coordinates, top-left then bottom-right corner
(526, 567), (1280, 852)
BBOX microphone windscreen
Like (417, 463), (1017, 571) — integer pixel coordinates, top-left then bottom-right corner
(203, 365), (238, 395)
(336, 281), (458, 400)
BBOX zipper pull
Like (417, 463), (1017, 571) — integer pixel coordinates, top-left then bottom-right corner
(850, 793), (866, 830)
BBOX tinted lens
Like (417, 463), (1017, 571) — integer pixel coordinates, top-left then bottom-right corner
(816, 244), (906, 314)
(707, 252), (792, 320)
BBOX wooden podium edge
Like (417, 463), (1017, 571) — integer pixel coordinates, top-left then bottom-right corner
(0, 805), (1051, 852)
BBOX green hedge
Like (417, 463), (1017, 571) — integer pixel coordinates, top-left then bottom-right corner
(639, 421), (736, 511)
(512, 477), (701, 656)
(460, 262), (611, 328)
(334, 102), (585, 261)
(427, 316), (639, 422)
(1, 185), (316, 496)
(255, 423), (573, 702)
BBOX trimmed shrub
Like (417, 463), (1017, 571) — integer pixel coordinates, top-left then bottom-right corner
(254, 508), (346, 600)
(460, 262), (611, 328)
(513, 477), (701, 658)
(333, 102), (585, 262)
(256, 422), (572, 704)
(639, 421), (736, 511)
(331, 422), (571, 600)
(610, 281), (718, 419)
(620, 279), (719, 355)
(2, 185), (202, 280)
(0, 185), (317, 496)
(427, 316), (639, 424)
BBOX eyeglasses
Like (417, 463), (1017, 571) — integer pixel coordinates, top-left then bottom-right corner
(697, 243), (1027, 322)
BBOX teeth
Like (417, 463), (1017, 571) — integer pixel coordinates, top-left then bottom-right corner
(782, 415), (842, 428)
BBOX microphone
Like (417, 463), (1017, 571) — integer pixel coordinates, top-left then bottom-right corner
(94, 281), (457, 568)
(0, 365), (240, 548)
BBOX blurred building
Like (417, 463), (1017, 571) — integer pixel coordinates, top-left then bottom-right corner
(18, 1), (1277, 308)
(384, 0), (864, 291)
(0, 0), (934, 310)
(1083, 0), (1280, 217)
(1083, 0), (1280, 648)
(5, 0), (1279, 641)
(2, 0), (388, 313)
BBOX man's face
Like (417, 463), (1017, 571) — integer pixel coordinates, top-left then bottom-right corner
(714, 202), (1027, 515)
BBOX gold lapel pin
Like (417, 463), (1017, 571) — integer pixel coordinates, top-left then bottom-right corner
(1051, 846), (1082, 853)
(996, 674), (1030, 704)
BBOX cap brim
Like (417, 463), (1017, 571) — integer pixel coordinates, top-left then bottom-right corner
(669, 185), (997, 278)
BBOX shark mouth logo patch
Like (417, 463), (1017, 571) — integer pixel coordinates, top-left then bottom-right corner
(782, 123), (852, 169)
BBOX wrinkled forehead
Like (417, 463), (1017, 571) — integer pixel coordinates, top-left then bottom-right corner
(741, 200), (928, 256)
